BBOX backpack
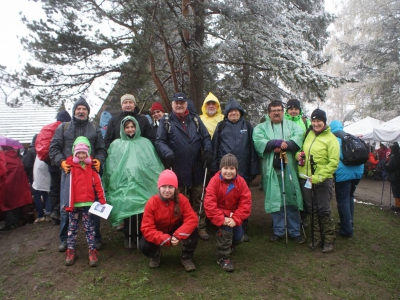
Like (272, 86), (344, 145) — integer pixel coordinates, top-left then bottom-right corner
(35, 121), (62, 161)
(333, 130), (369, 166)
(164, 113), (200, 134)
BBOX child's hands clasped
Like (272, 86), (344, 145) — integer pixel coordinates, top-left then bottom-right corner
(170, 236), (179, 246)
(223, 217), (236, 227)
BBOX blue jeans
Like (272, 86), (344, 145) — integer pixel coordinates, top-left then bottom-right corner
(271, 205), (301, 237)
(220, 225), (244, 244)
(335, 179), (360, 237)
(33, 189), (51, 218)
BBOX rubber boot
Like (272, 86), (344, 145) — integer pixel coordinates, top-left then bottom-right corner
(321, 214), (336, 254)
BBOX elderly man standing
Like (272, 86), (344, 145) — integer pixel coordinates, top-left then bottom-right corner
(155, 92), (213, 241)
(200, 92), (224, 138)
(253, 100), (305, 244)
(49, 97), (107, 252)
(104, 94), (154, 148)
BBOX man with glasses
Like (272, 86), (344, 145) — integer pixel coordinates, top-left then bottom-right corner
(253, 100), (305, 244)
(104, 94), (155, 149)
(149, 102), (164, 136)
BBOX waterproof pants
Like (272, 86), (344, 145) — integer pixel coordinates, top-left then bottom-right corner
(216, 225), (244, 258)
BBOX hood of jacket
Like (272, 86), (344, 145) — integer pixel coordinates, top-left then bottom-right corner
(330, 120), (343, 133)
(72, 136), (91, 156)
(224, 98), (245, 118)
(201, 92), (222, 116)
(119, 116), (141, 141)
(57, 110), (72, 122)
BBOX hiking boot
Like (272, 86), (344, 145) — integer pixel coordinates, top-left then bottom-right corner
(181, 258), (196, 272)
(322, 243), (334, 254)
(34, 217), (45, 223)
(65, 249), (75, 266)
(269, 234), (283, 242)
(217, 258), (234, 272)
(309, 240), (323, 249)
(336, 230), (353, 238)
(242, 234), (250, 242)
(198, 229), (210, 241)
(89, 249), (99, 267)
(291, 235), (306, 244)
(45, 216), (52, 222)
(149, 251), (161, 268)
(58, 242), (67, 252)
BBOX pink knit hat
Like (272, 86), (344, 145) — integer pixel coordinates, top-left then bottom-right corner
(157, 170), (178, 189)
(73, 143), (92, 164)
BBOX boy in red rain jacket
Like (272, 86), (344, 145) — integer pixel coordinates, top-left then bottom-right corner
(204, 154), (252, 272)
(64, 136), (106, 267)
(140, 170), (199, 272)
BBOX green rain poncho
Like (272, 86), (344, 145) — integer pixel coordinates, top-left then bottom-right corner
(253, 116), (304, 213)
(102, 116), (164, 227)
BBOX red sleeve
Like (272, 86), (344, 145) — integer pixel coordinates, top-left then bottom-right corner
(231, 176), (252, 226)
(204, 173), (225, 227)
(92, 170), (106, 204)
(141, 196), (172, 246)
(173, 194), (198, 240)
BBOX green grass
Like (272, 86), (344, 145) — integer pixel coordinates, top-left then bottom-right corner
(2, 203), (400, 299)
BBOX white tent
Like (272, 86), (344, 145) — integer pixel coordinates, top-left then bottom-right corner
(343, 116), (383, 140)
(372, 116), (400, 142)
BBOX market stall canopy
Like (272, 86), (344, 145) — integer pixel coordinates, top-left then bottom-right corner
(372, 116), (400, 142)
(343, 116), (383, 140)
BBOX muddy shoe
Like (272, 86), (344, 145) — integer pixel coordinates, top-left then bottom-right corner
(322, 243), (334, 254)
(149, 252), (161, 268)
(217, 258), (234, 272)
(58, 242), (67, 252)
(181, 258), (196, 272)
(65, 249), (75, 266)
(291, 235), (306, 244)
(269, 234), (283, 242)
(34, 217), (45, 223)
(89, 249), (99, 267)
(242, 234), (250, 242)
(198, 229), (209, 241)
(309, 240), (323, 249)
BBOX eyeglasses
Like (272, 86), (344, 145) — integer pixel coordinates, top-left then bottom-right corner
(151, 110), (162, 115)
(269, 109), (283, 113)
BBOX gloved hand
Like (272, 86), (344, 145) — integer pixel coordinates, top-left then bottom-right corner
(61, 160), (71, 174)
(99, 199), (106, 205)
(165, 155), (176, 169)
(274, 139), (283, 148)
(92, 159), (101, 173)
(203, 151), (213, 165)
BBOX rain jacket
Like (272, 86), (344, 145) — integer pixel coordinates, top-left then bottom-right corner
(204, 171), (252, 227)
(62, 136), (106, 212)
(102, 116), (164, 227)
(104, 108), (154, 149)
(253, 115), (303, 213)
(0, 149), (32, 212)
(211, 98), (259, 178)
(200, 92), (224, 138)
(284, 110), (311, 132)
(49, 102), (106, 167)
(141, 193), (198, 246)
(330, 120), (363, 183)
(297, 125), (340, 184)
(155, 110), (212, 187)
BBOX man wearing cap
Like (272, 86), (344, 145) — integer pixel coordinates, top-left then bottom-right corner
(200, 92), (224, 138)
(155, 92), (213, 240)
(253, 100), (305, 244)
(104, 94), (155, 149)
(49, 97), (107, 252)
(149, 102), (165, 136)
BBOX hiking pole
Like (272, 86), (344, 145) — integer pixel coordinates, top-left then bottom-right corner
(284, 152), (306, 240)
(380, 179), (385, 207)
(198, 167), (208, 228)
(310, 155), (323, 249)
(280, 152), (288, 244)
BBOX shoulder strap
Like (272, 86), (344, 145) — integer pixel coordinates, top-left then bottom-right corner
(304, 126), (312, 141)
(333, 130), (346, 140)
(63, 122), (70, 132)
(192, 115), (200, 133)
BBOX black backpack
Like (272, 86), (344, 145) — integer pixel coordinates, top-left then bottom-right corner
(333, 130), (369, 166)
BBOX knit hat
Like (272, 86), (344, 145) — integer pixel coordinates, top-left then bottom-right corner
(286, 99), (301, 110)
(150, 102), (164, 113)
(73, 142), (91, 164)
(121, 94), (136, 105)
(311, 108), (327, 124)
(158, 170), (178, 189)
(219, 153), (239, 170)
(56, 110), (71, 122)
(73, 96), (90, 116)
(171, 92), (187, 102)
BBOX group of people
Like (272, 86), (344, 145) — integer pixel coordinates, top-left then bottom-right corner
(3, 91), (400, 273)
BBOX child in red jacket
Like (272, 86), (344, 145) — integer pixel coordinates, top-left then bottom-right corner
(64, 137), (106, 267)
(140, 170), (199, 272)
(204, 154), (252, 272)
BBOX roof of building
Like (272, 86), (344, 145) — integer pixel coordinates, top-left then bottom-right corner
(0, 100), (58, 146)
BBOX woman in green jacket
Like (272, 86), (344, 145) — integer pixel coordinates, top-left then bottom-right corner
(297, 109), (340, 253)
